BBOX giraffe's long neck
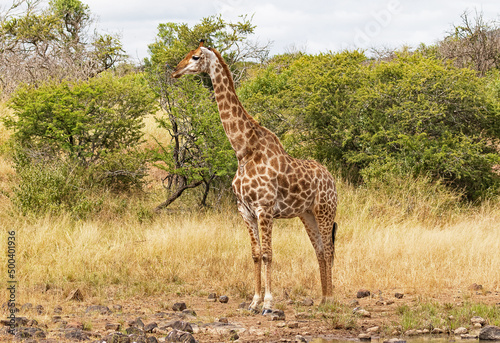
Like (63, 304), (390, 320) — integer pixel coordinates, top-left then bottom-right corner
(207, 51), (263, 161)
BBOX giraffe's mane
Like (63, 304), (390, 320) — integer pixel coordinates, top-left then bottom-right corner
(209, 48), (236, 92)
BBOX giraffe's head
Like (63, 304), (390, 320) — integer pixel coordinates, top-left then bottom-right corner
(171, 40), (213, 78)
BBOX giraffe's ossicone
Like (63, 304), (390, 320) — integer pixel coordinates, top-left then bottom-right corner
(172, 40), (338, 313)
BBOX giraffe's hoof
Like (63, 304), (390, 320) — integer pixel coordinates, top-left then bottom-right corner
(262, 309), (273, 315)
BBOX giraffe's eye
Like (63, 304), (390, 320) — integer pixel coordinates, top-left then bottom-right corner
(192, 55), (200, 61)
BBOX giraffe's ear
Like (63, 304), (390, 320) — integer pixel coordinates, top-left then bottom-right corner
(199, 39), (205, 47)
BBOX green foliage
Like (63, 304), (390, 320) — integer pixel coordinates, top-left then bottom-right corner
(240, 51), (500, 200)
(5, 72), (156, 165)
(145, 14), (268, 208)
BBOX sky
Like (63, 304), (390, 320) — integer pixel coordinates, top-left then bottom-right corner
(55, 0), (500, 62)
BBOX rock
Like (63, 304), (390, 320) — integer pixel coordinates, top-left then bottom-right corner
(394, 293), (404, 299)
(431, 328), (445, 334)
(229, 329), (239, 341)
(105, 322), (122, 331)
(85, 305), (111, 315)
(26, 319), (38, 327)
(238, 302), (248, 309)
(295, 335), (307, 343)
(53, 305), (63, 314)
(147, 337), (159, 343)
(13, 327), (46, 339)
(21, 303), (33, 312)
(357, 289), (371, 298)
(165, 320), (193, 333)
(269, 309), (286, 321)
(405, 329), (419, 336)
(461, 334), (478, 339)
(468, 283), (483, 291)
(367, 326), (380, 333)
(0, 316), (28, 327)
(359, 333), (372, 340)
(172, 302), (187, 311)
(64, 328), (90, 341)
(219, 295), (229, 303)
(384, 339), (406, 343)
(66, 288), (84, 301)
(479, 326), (500, 340)
(112, 304), (123, 311)
(474, 323), (483, 329)
(207, 293), (217, 302)
(287, 322), (299, 329)
(128, 334), (149, 343)
(471, 316), (486, 326)
(35, 304), (44, 314)
(126, 326), (144, 335)
(182, 309), (196, 317)
(128, 317), (145, 329)
(217, 317), (229, 323)
(102, 332), (130, 343)
(166, 329), (196, 343)
(302, 298), (314, 306)
(454, 327), (468, 335)
(144, 322), (158, 332)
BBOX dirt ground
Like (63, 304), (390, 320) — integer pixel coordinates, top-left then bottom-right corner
(2, 288), (499, 342)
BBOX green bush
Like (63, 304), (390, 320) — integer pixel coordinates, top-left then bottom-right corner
(240, 51), (500, 200)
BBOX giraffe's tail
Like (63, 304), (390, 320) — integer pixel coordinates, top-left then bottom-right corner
(332, 222), (338, 246)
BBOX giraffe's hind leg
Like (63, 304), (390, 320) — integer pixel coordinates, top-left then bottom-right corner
(315, 208), (337, 304)
(299, 212), (329, 300)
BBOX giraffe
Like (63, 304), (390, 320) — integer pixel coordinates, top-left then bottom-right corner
(171, 40), (338, 314)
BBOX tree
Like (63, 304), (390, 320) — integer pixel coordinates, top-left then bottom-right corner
(240, 51), (500, 200)
(0, 0), (126, 97)
(145, 15), (270, 210)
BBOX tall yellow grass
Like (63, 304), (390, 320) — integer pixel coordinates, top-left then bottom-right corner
(0, 100), (499, 306)
(0, 179), (498, 306)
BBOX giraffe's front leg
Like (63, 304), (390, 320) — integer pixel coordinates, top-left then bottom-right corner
(237, 202), (262, 312)
(259, 212), (274, 314)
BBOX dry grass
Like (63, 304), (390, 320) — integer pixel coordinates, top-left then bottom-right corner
(0, 100), (499, 307)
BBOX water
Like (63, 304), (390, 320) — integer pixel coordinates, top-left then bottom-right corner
(311, 338), (454, 343)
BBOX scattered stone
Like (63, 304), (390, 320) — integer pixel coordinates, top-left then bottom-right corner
(66, 288), (84, 302)
(13, 327), (46, 339)
(359, 333), (372, 340)
(431, 327), (445, 334)
(53, 305), (63, 314)
(126, 326), (144, 335)
(302, 298), (314, 306)
(172, 302), (187, 312)
(26, 319), (38, 327)
(269, 309), (286, 321)
(182, 309), (196, 317)
(238, 302), (248, 309)
(217, 317), (229, 323)
(105, 322), (122, 331)
(276, 322), (287, 328)
(219, 295), (229, 303)
(367, 326), (380, 333)
(474, 323), (483, 329)
(35, 304), (44, 314)
(112, 304), (123, 311)
(471, 316), (486, 326)
(461, 334), (478, 339)
(64, 328), (90, 341)
(384, 339), (406, 343)
(128, 317), (145, 330)
(295, 335), (307, 343)
(287, 322), (299, 329)
(207, 293), (217, 302)
(454, 327), (468, 335)
(357, 289), (371, 298)
(385, 300), (395, 305)
(102, 332), (130, 343)
(353, 308), (371, 318)
(229, 329), (239, 341)
(395, 293), (404, 299)
(0, 316), (28, 327)
(85, 305), (111, 315)
(166, 329), (196, 343)
(165, 320), (193, 333)
(468, 283), (483, 291)
(144, 322), (158, 333)
(128, 334), (148, 343)
(147, 337), (159, 343)
(479, 326), (500, 340)
(349, 300), (359, 307)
